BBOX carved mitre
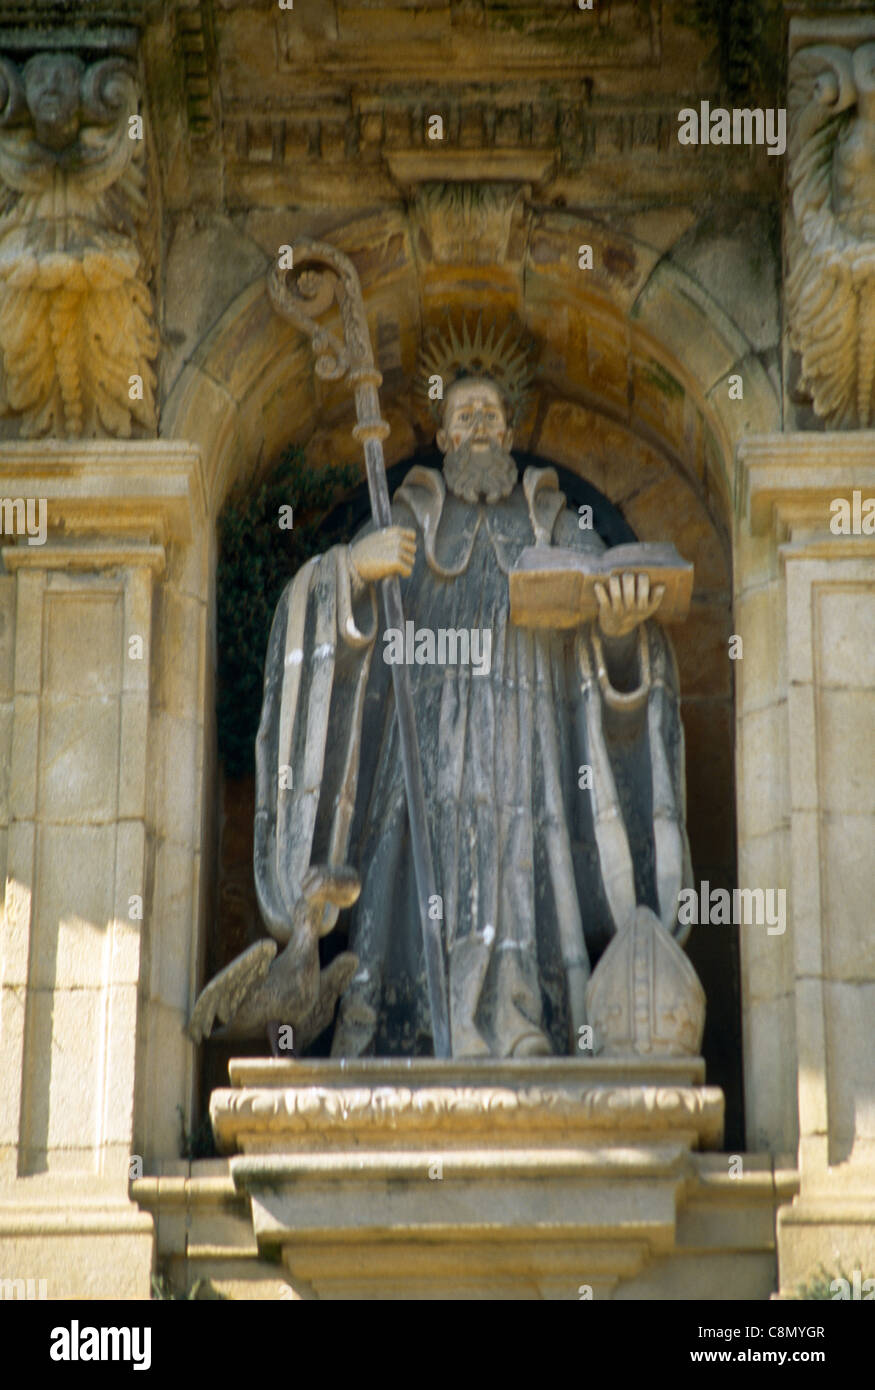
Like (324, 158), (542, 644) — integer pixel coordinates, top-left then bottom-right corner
(585, 905), (705, 1058)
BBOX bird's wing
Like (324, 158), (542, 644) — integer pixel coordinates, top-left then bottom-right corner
(188, 939), (277, 1043)
(294, 951), (359, 1053)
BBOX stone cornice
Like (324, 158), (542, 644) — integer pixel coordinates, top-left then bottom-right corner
(737, 432), (875, 538)
(0, 1), (151, 29)
(211, 1059), (724, 1155)
(227, 1056), (707, 1088)
(212, 1060), (725, 1278)
(386, 150), (556, 189)
(0, 2), (150, 55)
(788, 12), (875, 55)
(1, 542), (166, 574)
(230, 1144), (695, 1189)
(213, 1082), (724, 1147)
(0, 440), (206, 546)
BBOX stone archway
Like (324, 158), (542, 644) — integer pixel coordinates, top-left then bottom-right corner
(161, 200), (778, 517)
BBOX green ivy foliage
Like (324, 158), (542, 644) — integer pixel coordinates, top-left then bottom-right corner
(216, 447), (359, 777)
(793, 1266), (874, 1300)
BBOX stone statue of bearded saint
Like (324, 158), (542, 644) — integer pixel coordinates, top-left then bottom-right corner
(190, 333), (694, 1060)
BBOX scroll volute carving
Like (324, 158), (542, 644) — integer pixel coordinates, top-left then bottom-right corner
(0, 50), (158, 438)
(787, 41), (875, 428)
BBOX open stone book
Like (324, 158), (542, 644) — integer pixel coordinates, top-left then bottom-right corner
(509, 543), (694, 628)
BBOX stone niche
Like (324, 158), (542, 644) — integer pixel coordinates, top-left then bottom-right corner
(206, 308), (745, 1142)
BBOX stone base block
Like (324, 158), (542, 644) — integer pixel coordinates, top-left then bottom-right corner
(211, 1056), (724, 1155)
(207, 1057), (736, 1299)
(777, 1198), (875, 1297)
(136, 1147), (794, 1301)
(0, 1191), (155, 1300)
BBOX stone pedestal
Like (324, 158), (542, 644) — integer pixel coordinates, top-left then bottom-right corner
(737, 432), (875, 1294)
(211, 1057), (724, 1299)
(0, 441), (208, 1298)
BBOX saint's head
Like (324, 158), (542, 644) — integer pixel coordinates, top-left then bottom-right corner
(416, 316), (533, 506)
(437, 377), (511, 454)
(436, 376), (518, 505)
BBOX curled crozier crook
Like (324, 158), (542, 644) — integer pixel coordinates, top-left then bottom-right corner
(267, 241), (355, 381)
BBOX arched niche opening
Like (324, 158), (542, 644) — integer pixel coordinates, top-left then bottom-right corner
(204, 429), (743, 1148)
(164, 214), (771, 1153)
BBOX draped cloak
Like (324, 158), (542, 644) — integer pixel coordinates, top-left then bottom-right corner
(254, 464), (693, 1058)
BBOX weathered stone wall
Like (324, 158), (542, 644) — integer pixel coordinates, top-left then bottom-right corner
(0, 0), (872, 1299)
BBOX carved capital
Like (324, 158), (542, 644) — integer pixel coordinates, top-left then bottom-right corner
(787, 31), (875, 428)
(0, 43), (158, 438)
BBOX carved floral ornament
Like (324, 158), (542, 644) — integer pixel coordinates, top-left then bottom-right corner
(211, 1083), (725, 1136)
(0, 50), (158, 438)
(787, 41), (875, 428)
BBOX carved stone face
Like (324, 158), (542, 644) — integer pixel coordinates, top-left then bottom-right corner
(436, 376), (517, 505)
(436, 377), (513, 456)
(24, 53), (83, 151)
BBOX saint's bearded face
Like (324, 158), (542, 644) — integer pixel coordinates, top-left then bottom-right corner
(436, 378), (517, 505)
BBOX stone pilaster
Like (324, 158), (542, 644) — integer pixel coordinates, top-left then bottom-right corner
(0, 439), (207, 1298)
(737, 432), (875, 1293)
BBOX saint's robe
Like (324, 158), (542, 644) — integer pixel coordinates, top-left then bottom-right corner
(254, 464), (692, 1058)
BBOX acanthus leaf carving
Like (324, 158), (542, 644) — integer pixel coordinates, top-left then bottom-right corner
(0, 48), (158, 438)
(787, 41), (875, 429)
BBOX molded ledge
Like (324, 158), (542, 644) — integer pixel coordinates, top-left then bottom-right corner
(737, 432), (875, 536)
